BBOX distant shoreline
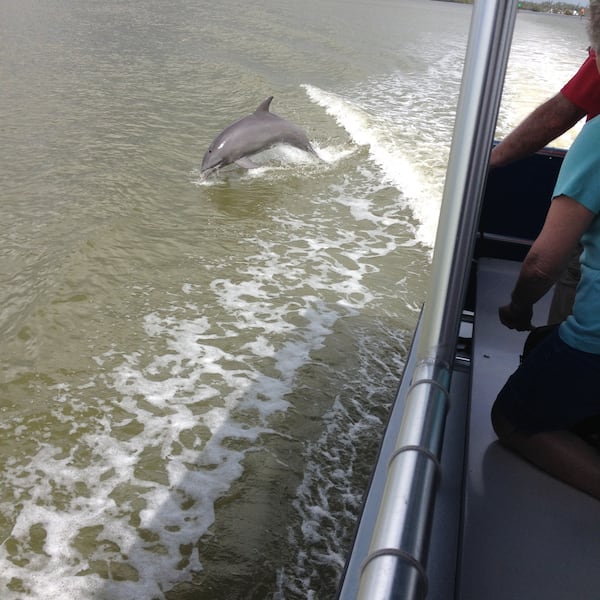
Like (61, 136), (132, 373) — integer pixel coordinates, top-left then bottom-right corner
(431, 0), (586, 17)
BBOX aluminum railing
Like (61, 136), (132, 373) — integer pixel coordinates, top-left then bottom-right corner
(355, 1), (517, 598)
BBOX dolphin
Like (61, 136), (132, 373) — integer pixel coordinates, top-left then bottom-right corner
(200, 96), (318, 176)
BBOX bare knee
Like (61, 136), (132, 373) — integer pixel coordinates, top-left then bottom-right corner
(491, 400), (519, 442)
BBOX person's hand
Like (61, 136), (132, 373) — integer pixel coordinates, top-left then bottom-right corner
(499, 301), (533, 331)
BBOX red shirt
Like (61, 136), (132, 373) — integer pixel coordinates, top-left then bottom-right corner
(561, 49), (600, 120)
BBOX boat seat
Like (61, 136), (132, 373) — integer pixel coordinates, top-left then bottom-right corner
(457, 257), (600, 600)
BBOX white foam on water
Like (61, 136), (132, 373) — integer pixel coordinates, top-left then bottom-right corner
(274, 318), (409, 599)
(1, 315), (285, 598)
(1, 148), (415, 598)
(303, 83), (445, 247)
(311, 143), (355, 165)
(303, 84), (424, 196)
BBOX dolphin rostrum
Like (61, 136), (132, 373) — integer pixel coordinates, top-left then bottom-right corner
(201, 96), (318, 176)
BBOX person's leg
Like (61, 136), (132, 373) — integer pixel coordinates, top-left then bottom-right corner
(492, 409), (600, 500)
(492, 328), (600, 499)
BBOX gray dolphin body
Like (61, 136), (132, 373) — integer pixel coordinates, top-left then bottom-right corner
(201, 96), (317, 176)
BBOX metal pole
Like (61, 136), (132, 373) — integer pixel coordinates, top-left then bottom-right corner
(356, 1), (517, 598)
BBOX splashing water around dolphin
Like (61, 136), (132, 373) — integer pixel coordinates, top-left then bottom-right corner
(200, 96), (319, 176)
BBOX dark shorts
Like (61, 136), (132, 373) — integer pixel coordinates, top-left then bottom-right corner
(493, 328), (600, 434)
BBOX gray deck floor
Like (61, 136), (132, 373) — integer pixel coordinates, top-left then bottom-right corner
(458, 257), (600, 600)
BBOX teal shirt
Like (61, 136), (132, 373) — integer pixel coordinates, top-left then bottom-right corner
(554, 115), (600, 354)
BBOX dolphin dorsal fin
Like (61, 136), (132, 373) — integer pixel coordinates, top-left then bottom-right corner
(255, 96), (274, 113)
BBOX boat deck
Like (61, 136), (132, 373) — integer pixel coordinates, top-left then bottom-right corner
(458, 257), (600, 599)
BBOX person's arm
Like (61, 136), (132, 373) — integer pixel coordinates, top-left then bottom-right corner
(489, 94), (586, 170)
(499, 195), (594, 330)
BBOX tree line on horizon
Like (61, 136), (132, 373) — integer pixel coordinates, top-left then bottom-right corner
(436, 0), (586, 14)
